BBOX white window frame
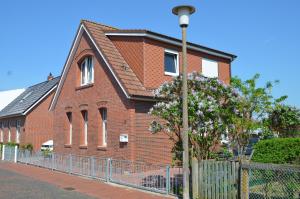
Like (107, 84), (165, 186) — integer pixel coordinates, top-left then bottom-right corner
(0, 123), (3, 143)
(16, 120), (21, 143)
(67, 112), (72, 145)
(83, 111), (88, 146)
(164, 49), (179, 76)
(100, 108), (107, 147)
(81, 57), (94, 86)
(202, 58), (219, 78)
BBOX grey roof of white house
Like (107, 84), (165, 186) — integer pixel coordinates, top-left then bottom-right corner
(0, 77), (60, 118)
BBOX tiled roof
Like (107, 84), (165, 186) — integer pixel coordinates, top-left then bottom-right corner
(0, 77), (60, 118)
(82, 20), (154, 97)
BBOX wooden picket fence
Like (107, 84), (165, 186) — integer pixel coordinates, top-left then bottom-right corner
(192, 159), (240, 199)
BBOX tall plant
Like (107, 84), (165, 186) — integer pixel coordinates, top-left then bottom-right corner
(149, 72), (241, 161)
(229, 74), (286, 156)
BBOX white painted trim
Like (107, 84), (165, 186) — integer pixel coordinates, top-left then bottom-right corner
(23, 85), (57, 115)
(105, 32), (235, 61)
(49, 24), (130, 111)
(164, 49), (179, 77)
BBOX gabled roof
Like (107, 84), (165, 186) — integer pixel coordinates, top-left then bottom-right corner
(0, 77), (59, 118)
(50, 20), (154, 110)
(0, 89), (25, 111)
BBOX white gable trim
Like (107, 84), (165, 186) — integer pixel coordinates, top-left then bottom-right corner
(23, 85), (57, 115)
(49, 24), (130, 111)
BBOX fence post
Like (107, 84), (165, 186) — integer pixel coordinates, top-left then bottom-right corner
(240, 164), (249, 199)
(166, 165), (170, 194)
(106, 158), (111, 182)
(52, 153), (55, 171)
(14, 145), (18, 163)
(1, 145), (5, 160)
(192, 158), (199, 198)
(91, 156), (95, 177)
(69, 154), (72, 174)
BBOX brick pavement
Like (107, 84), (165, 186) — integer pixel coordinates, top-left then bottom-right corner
(0, 162), (173, 199)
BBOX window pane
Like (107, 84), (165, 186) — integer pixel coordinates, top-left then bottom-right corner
(87, 57), (93, 83)
(81, 60), (86, 85)
(100, 108), (107, 146)
(164, 53), (177, 73)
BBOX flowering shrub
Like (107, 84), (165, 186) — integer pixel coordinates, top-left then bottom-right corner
(149, 72), (241, 161)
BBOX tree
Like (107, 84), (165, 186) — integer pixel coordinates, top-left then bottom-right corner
(229, 74), (286, 156)
(267, 104), (300, 137)
(149, 72), (240, 161)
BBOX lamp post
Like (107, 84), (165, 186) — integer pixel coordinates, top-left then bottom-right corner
(172, 5), (195, 199)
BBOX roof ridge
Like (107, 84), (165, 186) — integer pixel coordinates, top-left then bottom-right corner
(81, 19), (118, 30)
(27, 76), (60, 89)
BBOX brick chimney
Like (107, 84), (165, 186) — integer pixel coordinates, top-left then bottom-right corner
(47, 73), (54, 81)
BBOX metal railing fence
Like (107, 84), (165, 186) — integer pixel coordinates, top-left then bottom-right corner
(17, 149), (182, 195)
(240, 162), (300, 199)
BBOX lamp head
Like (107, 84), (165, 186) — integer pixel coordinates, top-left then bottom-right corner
(172, 5), (195, 27)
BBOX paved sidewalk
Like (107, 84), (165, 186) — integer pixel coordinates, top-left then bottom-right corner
(0, 162), (171, 199)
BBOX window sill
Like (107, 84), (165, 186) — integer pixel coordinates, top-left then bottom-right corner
(64, 144), (72, 148)
(79, 145), (88, 149)
(75, 83), (94, 91)
(97, 146), (107, 151)
(164, 72), (179, 77)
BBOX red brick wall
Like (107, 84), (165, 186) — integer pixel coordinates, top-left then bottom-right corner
(134, 102), (172, 165)
(111, 36), (231, 90)
(53, 32), (134, 159)
(0, 91), (54, 151)
(24, 91), (55, 151)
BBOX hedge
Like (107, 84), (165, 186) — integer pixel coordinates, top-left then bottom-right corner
(252, 138), (300, 164)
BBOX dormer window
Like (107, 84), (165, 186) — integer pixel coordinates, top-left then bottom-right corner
(164, 49), (179, 76)
(81, 56), (94, 85)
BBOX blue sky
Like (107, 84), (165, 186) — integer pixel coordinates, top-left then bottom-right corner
(0, 0), (299, 107)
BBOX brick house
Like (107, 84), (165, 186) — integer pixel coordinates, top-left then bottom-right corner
(0, 75), (59, 151)
(50, 20), (236, 164)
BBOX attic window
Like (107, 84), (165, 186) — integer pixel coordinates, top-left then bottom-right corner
(81, 56), (94, 86)
(164, 49), (179, 76)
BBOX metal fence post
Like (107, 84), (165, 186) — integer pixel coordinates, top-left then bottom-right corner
(166, 165), (170, 194)
(69, 154), (72, 174)
(106, 158), (111, 182)
(91, 156), (95, 177)
(14, 145), (18, 163)
(52, 153), (54, 170)
(1, 145), (5, 161)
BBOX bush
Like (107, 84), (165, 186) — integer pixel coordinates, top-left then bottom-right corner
(252, 138), (300, 164)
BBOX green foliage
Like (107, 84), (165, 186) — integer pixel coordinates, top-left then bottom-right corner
(5, 142), (18, 147)
(20, 143), (33, 151)
(252, 138), (300, 164)
(229, 74), (286, 156)
(267, 104), (300, 138)
(149, 72), (241, 161)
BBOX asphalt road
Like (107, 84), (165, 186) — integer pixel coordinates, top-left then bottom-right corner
(0, 167), (95, 199)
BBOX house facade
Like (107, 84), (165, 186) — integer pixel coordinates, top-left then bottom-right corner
(50, 20), (236, 164)
(0, 75), (59, 151)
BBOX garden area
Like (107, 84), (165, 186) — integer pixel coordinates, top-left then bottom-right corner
(149, 72), (300, 198)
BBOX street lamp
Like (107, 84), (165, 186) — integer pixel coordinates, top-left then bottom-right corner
(172, 5), (195, 199)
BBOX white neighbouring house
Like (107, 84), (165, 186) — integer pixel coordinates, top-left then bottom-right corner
(0, 89), (25, 111)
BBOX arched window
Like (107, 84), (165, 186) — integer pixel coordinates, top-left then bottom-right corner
(80, 56), (94, 85)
